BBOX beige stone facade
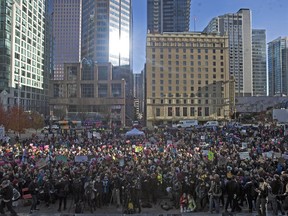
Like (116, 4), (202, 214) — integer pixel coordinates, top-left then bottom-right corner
(145, 32), (235, 127)
(49, 62), (126, 126)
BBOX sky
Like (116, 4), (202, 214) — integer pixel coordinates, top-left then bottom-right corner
(132, 0), (288, 73)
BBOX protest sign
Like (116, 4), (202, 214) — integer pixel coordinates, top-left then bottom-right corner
(36, 158), (47, 168)
(135, 146), (143, 153)
(239, 152), (250, 160)
(75, 155), (88, 162)
(166, 140), (172, 145)
(202, 150), (209, 156)
(262, 151), (273, 159)
(208, 151), (214, 161)
(241, 142), (248, 149)
(56, 155), (68, 163)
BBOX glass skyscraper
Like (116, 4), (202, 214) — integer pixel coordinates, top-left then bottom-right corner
(147, 0), (191, 33)
(268, 37), (288, 96)
(0, 0), (50, 114)
(81, 0), (131, 67)
(252, 29), (267, 96)
(52, 0), (82, 80)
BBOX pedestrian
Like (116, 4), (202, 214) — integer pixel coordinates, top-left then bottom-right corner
(255, 177), (269, 216)
(28, 177), (40, 214)
(0, 180), (18, 216)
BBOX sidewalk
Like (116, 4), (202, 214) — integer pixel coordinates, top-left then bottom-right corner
(11, 198), (275, 216)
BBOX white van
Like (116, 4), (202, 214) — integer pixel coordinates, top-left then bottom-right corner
(204, 121), (219, 127)
(175, 120), (198, 128)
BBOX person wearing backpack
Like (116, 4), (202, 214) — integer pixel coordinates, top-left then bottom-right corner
(208, 174), (222, 214)
(244, 177), (258, 213)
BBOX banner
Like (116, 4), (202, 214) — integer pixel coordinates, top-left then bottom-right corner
(239, 152), (250, 160)
(36, 158), (47, 168)
(262, 151), (273, 159)
(56, 155), (68, 163)
(75, 155), (88, 162)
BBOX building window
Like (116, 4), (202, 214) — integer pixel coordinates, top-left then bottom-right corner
(82, 64), (94, 80)
(183, 107), (187, 116)
(98, 84), (107, 98)
(175, 107), (180, 116)
(190, 107), (195, 116)
(98, 66), (108, 80)
(168, 107), (173, 116)
(204, 107), (209, 116)
(156, 108), (160, 116)
(198, 107), (202, 116)
(81, 84), (94, 98)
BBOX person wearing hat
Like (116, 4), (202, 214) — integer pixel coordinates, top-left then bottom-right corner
(0, 180), (18, 216)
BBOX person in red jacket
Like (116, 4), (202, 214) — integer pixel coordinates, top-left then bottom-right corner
(180, 192), (188, 213)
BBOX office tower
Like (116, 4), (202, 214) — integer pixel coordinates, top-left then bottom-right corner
(204, 9), (253, 97)
(145, 32), (234, 127)
(0, 0), (50, 114)
(52, 0), (82, 80)
(81, 0), (131, 67)
(147, 0), (191, 33)
(268, 37), (288, 96)
(134, 73), (144, 119)
(252, 29), (267, 96)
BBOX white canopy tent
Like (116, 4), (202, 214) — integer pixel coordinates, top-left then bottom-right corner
(125, 128), (145, 136)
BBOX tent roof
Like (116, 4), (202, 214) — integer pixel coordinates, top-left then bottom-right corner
(125, 128), (145, 136)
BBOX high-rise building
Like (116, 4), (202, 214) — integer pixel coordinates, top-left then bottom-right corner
(203, 9), (253, 97)
(252, 29), (267, 96)
(268, 37), (288, 96)
(145, 32), (235, 127)
(0, 0), (50, 114)
(52, 0), (82, 80)
(81, 0), (131, 67)
(147, 0), (191, 33)
(134, 73), (144, 119)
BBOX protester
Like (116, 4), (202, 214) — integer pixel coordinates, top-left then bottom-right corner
(0, 180), (18, 216)
(0, 122), (287, 215)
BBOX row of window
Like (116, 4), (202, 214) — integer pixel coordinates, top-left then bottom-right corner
(151, 48), (224, 54)
(153, 106), (222, 117)
(151, 98), (223, 105)
(53, 84), (122, 98)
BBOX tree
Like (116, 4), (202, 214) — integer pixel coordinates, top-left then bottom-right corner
(28, 111), (45, 133)
(6, 106), (29, 135)
(53, 107), (66, 120)
(0, 103), (8, 128)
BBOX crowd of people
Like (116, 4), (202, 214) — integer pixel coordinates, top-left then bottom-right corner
(0, 122), (288, 215)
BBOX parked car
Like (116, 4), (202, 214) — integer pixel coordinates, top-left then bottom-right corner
(203, 121), (219, 128)
(51, 124), (60, 130)
(173, 120), (199, 128)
